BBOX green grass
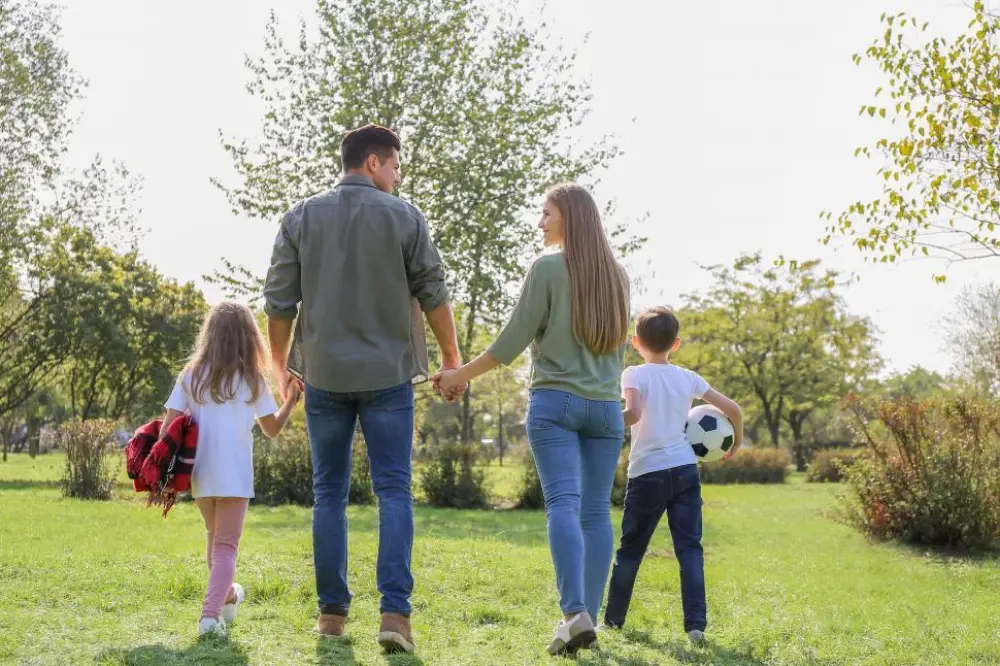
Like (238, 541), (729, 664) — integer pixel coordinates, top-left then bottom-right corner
(3, 454), (1000, 665)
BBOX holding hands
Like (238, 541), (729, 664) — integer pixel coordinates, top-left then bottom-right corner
(432, 364), (467, 403)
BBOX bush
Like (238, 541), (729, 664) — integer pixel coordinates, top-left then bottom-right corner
(420, 443), (490, 509)
(839, 395), (1000, 551)
(699, 448), (791, 484)
(516, 450), (544, 510)
(516, 445), (630, 510)
(807, 448), (862, 483)
(60, 419), (118, 500)
(253, 426), (374, 506)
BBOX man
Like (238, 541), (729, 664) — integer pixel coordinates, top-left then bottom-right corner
(264, 124), (463, 654)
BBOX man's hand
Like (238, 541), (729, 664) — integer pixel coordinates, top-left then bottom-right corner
(432, 362), (466, 403)
(273, 362), (303, 402)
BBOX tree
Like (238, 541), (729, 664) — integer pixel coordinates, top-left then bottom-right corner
(214, 0), (644, 444)
(880, 366), (947, 399)
(824, 4), (1000, 281)
(62, 249), (207, 421)
(0, 2), (146, 422)
(947, 282), (1000, 394)
(0, 161), (140, 420)
(676, 254), (882, 469)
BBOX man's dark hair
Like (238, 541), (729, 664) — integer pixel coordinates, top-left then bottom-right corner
(340, 124), (402, 171)
(635, 306), (680, 353)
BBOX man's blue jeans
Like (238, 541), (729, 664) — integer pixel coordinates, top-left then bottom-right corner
(305, 381), (414, 616)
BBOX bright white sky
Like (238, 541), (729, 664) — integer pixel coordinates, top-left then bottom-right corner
(58, 0), (998, 375)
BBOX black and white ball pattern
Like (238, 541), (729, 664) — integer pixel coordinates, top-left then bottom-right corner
(685, 405), (735, 462)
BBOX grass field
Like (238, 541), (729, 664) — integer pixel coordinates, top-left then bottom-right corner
(2, 453), (1000, 665)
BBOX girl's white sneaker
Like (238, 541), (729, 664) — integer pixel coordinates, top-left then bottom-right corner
(198, 617), (226, 637)
(221, 583), (245, 624)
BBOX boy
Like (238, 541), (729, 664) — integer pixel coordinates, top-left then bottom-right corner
(603, 306), (743, 644)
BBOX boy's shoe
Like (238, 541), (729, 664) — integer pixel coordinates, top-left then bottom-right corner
(546, 612), (598, 656)
(687, 629), (707, 646)
(315, 613), (347, 638)
(198, 617), (226, 637)
(221, 583), (245, 624)
(377, 613), (415, 654)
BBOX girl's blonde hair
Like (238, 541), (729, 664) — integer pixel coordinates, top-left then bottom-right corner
(547, 183), (630, 356)
(184, 301), (269, 405)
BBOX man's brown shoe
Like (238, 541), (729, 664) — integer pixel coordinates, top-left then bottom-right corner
(315, 613), (347, 638)
(377, 613), (415, 654)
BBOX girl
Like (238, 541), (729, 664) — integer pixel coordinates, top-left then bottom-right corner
(161, 302), (300, 636)
(437, 183), (630, 654)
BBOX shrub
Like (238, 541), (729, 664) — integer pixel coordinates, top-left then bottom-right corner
(517, 445), (630, 510)
(806, 448), (862, 483)
(61, 419), (118, 500)
(516, 450), (544, 510)
(839, 395), (1000, 551)
(420, 442), (490, 509)
(699, 448), (791, 484)
(611, 445), (629, 508)
(253, 425), (374, 506)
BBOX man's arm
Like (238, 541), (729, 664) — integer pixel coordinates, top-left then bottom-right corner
(403, 209), (464, 397)
(263, 208), (303, 399)
(267, 317), (298, 400)
(425, 303), (461, 368)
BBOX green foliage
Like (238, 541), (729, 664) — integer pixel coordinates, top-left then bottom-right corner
(420, 442), (490, 509)
(253, 426), (374, 507)
(675, 253), (881, 468)
(516, 449), (544, 510)
(59, 419), (117, 500)
(699, 448), (791, 485)
(806, 448), (863, 483)
(826, 5), (1000, 280)
(879, 365), (947, 400)
(840, 395), (1000, 550)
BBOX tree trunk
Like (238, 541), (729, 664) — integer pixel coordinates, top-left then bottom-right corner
(497, 401), (505, 466)
(789, 412), (809, 472)
(459, 290), (480, 446)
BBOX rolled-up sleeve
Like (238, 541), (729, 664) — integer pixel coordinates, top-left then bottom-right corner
(488, 261), (549, 365)
(404, 209), (450, 312)
(263, 207), (302, 320)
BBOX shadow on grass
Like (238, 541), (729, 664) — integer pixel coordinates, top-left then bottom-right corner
(0, 479), (62, 491)
(316, 636), (358, 665)
(886, 537), (1000, 565)
(95, 637), (248, 665)
(578, 628), (843, 666)
(248, 503), (550, 547)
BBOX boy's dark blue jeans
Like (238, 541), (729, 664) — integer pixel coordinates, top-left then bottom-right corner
(604, 463), (706, 632)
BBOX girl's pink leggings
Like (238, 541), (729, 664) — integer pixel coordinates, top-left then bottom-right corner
(196, 497), (249, 620)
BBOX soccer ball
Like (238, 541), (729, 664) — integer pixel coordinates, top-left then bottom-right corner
(685, 405), (736, 462)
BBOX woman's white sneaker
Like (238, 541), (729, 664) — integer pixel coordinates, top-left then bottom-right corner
(198, 617), (226, 637)
(221, 583), (245, 624)
(546, 612), (598, 655)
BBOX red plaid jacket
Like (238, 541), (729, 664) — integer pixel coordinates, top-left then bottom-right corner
(124, 415), (198, 516)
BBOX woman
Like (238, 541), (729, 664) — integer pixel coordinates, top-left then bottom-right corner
(437, 183), (630, 655)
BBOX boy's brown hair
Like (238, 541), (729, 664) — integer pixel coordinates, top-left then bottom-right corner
(635, 306), (680, 353)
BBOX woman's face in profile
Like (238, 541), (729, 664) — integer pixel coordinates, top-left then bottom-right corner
(539, 200), (565, 247)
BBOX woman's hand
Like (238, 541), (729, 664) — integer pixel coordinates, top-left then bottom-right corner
(435, 368), (466, 397)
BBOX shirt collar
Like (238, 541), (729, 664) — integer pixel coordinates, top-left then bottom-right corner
(338, 174), (378, 189)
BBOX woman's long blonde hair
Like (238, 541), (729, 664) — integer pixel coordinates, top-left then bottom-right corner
(547, 183), (630, 355)
(185, 301), (269, 405)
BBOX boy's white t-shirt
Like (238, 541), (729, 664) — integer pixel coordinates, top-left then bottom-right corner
(165, 373), (279, 499)
(622, 363), (710, 478)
